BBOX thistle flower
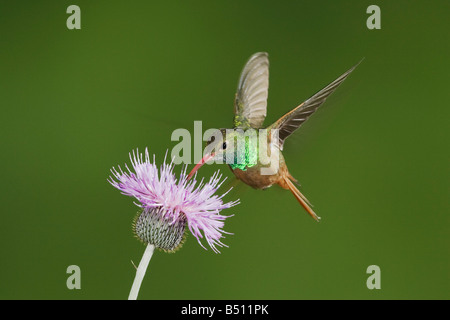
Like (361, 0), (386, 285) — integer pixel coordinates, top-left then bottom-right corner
(109, 148), (239, 253)
(108, 149), (239, 300)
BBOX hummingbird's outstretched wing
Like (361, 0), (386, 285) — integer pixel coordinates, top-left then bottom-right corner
(269, 60), (362, 150)
(234, 52), (269, 129)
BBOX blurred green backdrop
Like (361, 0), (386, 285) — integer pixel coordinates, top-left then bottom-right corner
(0, 0), (448, 299)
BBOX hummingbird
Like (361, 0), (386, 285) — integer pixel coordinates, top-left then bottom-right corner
(188, 52), (360, 221)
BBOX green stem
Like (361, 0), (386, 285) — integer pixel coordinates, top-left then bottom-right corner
(128, 244), (155, 300)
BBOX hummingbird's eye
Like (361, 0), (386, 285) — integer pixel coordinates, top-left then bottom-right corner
(222, 142), (227, 150)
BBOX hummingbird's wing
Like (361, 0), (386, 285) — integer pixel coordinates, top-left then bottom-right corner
(234, 52), (269, 129)
(270, 60), (361, 150)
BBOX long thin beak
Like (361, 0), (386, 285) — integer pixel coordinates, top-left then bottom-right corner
(187, 153), (215, 180)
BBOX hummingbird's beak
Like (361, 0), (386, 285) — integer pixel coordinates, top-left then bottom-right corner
(187, 152), (215, 180)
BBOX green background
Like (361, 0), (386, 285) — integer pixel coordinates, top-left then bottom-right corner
(0, 0), (448, 299)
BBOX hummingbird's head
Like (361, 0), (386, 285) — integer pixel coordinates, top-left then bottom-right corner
(188, 128), (255, 179)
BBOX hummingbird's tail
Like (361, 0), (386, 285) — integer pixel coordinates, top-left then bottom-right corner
(283, 177), (321, 222)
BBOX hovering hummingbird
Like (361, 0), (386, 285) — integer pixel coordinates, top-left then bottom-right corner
(188, 52), (360, 221)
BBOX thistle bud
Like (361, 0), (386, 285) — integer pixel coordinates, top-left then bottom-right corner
(134, 207), (187, 252)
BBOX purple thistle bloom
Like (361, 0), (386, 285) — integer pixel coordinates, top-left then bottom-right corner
(108, 148), (239, 253)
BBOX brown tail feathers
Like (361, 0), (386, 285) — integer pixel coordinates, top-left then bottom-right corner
(283, 177), (321, 222)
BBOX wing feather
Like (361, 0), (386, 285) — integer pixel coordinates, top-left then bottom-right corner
(234, 52), (269, 129)
(271, 60), (362, 149)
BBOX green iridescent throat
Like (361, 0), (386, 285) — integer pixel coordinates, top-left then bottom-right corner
(229, 136), (258, 171)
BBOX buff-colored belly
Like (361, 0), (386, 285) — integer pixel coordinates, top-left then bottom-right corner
(230, 163), (289, 190)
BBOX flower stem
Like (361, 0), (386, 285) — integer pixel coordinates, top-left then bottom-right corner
(128, 244), (155, 300)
